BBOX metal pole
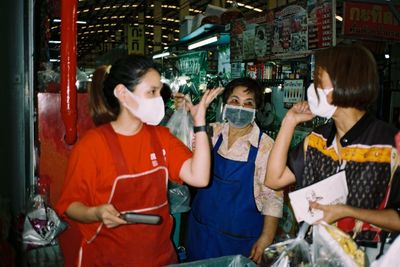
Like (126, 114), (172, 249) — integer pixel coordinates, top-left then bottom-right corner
(60, 0), (78, 145)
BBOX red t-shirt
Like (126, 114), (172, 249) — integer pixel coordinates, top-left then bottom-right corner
(56, 124), (192, 241)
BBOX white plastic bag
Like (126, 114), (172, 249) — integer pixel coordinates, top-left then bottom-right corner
(262, 223), (312, 267)
(312, 222), (366, 267)
(22, 195), (67, 248)
(166, 107), (193, 150)
(370, 234), (400, 267)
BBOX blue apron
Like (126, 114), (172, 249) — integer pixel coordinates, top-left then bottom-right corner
(186, 133), (263, 261)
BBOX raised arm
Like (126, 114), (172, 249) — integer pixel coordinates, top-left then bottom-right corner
(179, 88), (224, 187)
(265, 101), (314, 189)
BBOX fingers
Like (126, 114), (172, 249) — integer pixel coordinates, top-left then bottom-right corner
(173, 93), (186, 109)
(184, 95), (193, 110)
(201, 87), (224, 106)
(249, 247), (262, 264)
(104, 215), (127, 228)
(98, 204), (127, 228)
(292, 101), (312, 114)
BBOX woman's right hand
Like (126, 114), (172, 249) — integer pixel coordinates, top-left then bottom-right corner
(189, 88), (224, 126)
(285, 101), (315, 126)
(173, 92), (190, 111)
(95, 204), (127, 228)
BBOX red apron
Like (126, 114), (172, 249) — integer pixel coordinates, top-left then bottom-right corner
(78, 124), (177, 267)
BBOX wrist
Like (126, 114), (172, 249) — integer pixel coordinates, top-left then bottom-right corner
(90, 206), (101, 222)
(281, 115), (298, 129)
(194, 125), (208, 133)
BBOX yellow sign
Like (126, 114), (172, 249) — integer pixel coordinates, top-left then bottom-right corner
(126, 24), (145, 54)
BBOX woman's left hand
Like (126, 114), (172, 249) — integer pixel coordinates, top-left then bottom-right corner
(310, 202), (348, 224)
(188, 87), (224, 126)
(249, 235), (272, 264)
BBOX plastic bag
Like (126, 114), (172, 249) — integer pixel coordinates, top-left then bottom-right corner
(22, 195), (67, 249)
(167, 254), (257, 267)
(370, 234), (400, 267)
(168, 181), (191, 214)
(166, 107), (194, 150)
(312, 222), (366, 267)
(262, 223), (311, 266)
(262, 223), (312, 267)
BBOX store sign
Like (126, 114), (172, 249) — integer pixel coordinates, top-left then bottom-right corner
(125, 24), (145, 54)
(230, 19), (246, 63)
(242, 25), (256, 60)
(343, 1), (400, 41)
(308, 0), (334, 49)
(177, 51), (207, 91)
(271, 4), (308, 54)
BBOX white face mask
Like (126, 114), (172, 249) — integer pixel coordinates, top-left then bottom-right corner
(123, 89), (165, 125)
(307, 83), (337, 119)
(222, 104), (256, 128)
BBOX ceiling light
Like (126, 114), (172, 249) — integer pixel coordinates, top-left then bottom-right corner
(188, 36), (218, 50)
(385, 53), (390, 59)
(53, 18), (87, 24)
(153, 51), (170, 59)
(336, 15), (343, 21)
(49, 40), (61, 44)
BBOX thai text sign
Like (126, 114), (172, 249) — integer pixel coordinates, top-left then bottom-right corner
(343, 1), (400, 41)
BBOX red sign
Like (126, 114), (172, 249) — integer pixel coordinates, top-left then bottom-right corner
(343, 1), (400, 41)
(308, 1), (334, 49)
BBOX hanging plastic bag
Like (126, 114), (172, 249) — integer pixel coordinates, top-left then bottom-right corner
(22, 195), (67, 249)
(312, 222), (367, 267)
(166, 105), (194, 150)
(168, 181), (191, 214)
(262, 223), (312, 267)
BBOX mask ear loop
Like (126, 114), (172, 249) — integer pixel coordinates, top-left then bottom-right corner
(222, 104), (227, 121)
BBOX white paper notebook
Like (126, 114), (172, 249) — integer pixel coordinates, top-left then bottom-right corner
(289, 171), (348, 224)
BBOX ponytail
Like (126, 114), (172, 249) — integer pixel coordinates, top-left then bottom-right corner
(89, 65), (117, 125)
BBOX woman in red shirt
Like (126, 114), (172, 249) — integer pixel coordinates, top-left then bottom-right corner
(56, 54), (222, 267)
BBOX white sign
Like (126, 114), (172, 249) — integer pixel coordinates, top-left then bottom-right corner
(289, 171), (348, 224)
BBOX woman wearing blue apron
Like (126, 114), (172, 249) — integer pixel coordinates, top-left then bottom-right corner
(186, 78), (283, 264)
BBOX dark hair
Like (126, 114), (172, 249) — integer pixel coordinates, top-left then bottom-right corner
(90, 54), (159, 125)
(223, 77), (264, 108)
(314, 44), (378, 110)
(160, 83), (172, 105)
(89, 65), (110, 126)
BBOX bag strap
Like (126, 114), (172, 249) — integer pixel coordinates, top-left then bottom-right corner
(378, 148), (399, 210)
(303, 135), (310, 159)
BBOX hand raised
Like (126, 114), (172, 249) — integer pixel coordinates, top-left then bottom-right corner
(189, 87), (224, 126)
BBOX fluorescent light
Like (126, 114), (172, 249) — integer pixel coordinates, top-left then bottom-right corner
(152, 51), (170, 59)
(49, 40), (61, 44)
(53, 18), (87, 24)
(188, 36), (218, 50)
(336, 15), (343, 21)
(264, 87), (272, 93)
(49, 59), (60, 62)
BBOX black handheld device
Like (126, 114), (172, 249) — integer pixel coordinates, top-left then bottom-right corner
(121, 212), (162, 225)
